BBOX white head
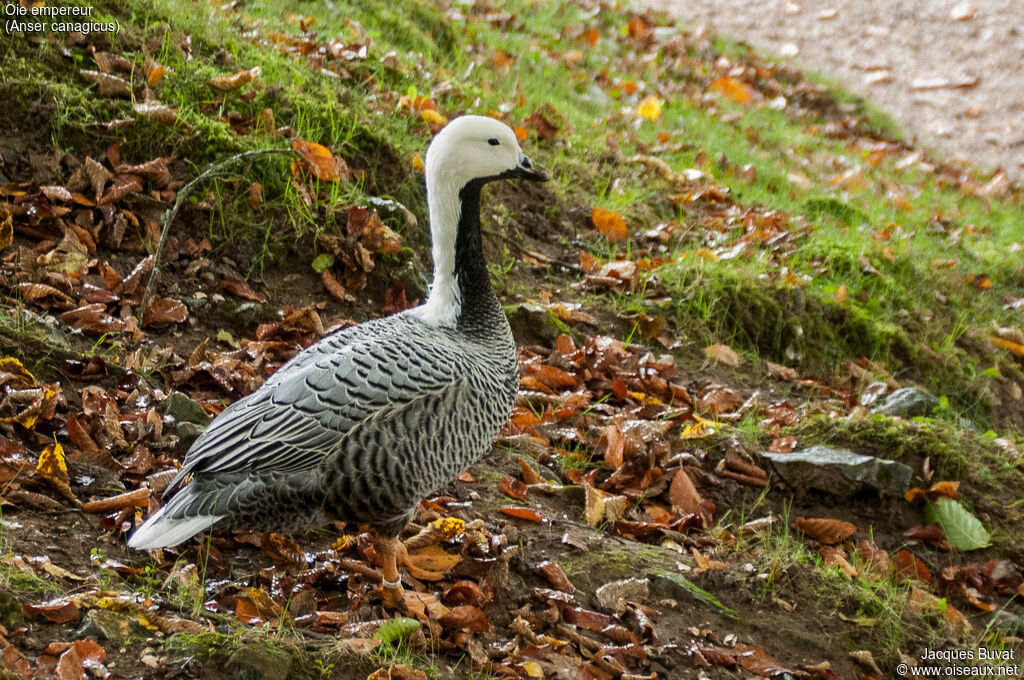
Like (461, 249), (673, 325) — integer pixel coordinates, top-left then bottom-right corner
(415, 115), (546, 327)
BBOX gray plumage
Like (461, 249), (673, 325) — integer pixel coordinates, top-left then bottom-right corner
(128, 115), (545, 550)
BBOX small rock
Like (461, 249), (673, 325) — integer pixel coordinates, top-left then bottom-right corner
(162, 391), (210, 426)
(506, 303), (563, 346)
(226, 642), (293, 680)
(595, 578), (649, 612)
(763, 446), (912, 496)
(176, 421), (206, 450)
(78, 609), (150, 648)
(874, 386), (939, 418)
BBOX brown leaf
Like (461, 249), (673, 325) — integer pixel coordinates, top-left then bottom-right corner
(82, 488), (150, 514)
(893, 549), (932, 583)
(23, 599), (80, 623)
(367, 665), (428, 680)
(499, 475), (528, 501)
(523, 110), (559, 140)
(766, 361), (797, 381)
(518, 457), (542, 485)
(442, 581), (489, 607)
(84, 157), (113, 200)
(405, 544), (461, 578)
(321, 269), (347, 302)
(208, 66), (261, 91)
(668, 468), (703, 516)
(795, 517), (857, 545)
(80, 69), (131, 98)
(437, 605), (490, 632)
(583, 485), (628, 527)
(56, 645), (85, 680)
(591, 207), (628, 242)
(247, 182), (263, 210)
(133, 101), (178, 125)
(538, 561), (575, 593)
(143, 298), (188, 326)
(908, 586), (972, 632)
(291, 139), (346, 181)
(704, 343), (743, 367)
(603, 423), (624, 469)
(219, 278), (267, 303)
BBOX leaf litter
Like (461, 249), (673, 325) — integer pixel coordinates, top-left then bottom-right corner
(0, 0), (1022, 678)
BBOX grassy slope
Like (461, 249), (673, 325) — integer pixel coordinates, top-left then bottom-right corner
(1, 0), (1024, 677)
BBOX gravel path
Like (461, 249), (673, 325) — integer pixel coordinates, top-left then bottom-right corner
(645, 0), (1024, 178)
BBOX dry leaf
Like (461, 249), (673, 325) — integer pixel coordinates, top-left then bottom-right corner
(208, 66), (262, 91)
(668, 468), (703, 516)
(704, 343), (743, 367)
(498, 506), (545, 523)
(219, 278), (267, 303)
(591, 207), (628, 242)
(794, 517), (857, 545)
(291, 139), (346, 181)
(134, 101), (178, 125)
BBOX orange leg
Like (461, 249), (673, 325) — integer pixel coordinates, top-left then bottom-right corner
(375, 534), (405, 609)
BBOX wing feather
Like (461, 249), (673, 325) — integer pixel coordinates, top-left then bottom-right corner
(165, 315), (461, 496)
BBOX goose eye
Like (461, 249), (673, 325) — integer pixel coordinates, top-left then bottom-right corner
(487, 138), (500, 146)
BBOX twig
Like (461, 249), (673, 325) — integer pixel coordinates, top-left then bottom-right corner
(139, 148), (297, 315)
(483, 227), (584, 274)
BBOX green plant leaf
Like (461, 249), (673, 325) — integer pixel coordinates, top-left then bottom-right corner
(373, 617), (420, 644)
(923, 497), (991, 551)
(311, 253), (335, 273)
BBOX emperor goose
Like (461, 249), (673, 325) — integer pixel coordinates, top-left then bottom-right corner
(128, 115), (547, 606)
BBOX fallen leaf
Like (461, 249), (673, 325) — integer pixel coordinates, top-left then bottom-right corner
(499, 506), (545, 523)
(82, 488), (150, 514)
(636, 95), (662, 121)
(704, 343), (743, 367)
(499, 475), (528, 501)
(668, 468), (703, 516)
(591, 207), (628, 242)
(134, 101), (178, 125)
(291, 139), (346, 181)
(794, 517), (857, 545)
(538, 561), (575, 593)
(219, 278), (267, 303)
(23, 599), (80, 623)
(80, 69), (131, 98)
(143, 298), (188, 326)
(710, 76), (752, 103)
(437, 605), (490, 632)
(208, 66), (261, 91)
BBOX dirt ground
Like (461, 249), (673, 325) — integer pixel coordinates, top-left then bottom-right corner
(644, 0), (1024, 178)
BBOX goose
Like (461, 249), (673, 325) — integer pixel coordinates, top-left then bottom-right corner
(128, 115), (547, 606)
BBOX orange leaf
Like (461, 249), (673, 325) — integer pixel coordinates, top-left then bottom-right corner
(794, 517), (857, 545)
(893, 549), (932, 583)
(518, 458), (542, 485)
(591, 207), (628, 242)
(291, 139), (345, 181)
(668, 468), (703, 516)
(583, 27), (600, 46)
(991, 336), (1024, 357)
(513, 126), (528, 143)
(710, 76), (752, 103)
(499, 506), (545, 523)
(499, 475), (528, 501)
(904, 480), (960, 504)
